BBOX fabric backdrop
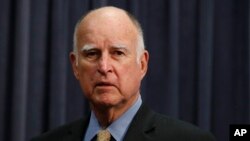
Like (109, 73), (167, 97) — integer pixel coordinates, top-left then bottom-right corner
(0, 0), (249, 141)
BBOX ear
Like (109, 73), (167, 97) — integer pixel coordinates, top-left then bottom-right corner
(69, 52), (80, 79)
(139, 50), (149, 79)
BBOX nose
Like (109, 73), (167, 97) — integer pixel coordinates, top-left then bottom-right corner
(97, 53), (112, 75)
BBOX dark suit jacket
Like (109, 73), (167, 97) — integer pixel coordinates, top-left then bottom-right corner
(30, 104), (216, 141)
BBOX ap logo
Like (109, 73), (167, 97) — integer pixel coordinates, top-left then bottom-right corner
(230, 124), (250, 141)
(234, 129), (247, 136)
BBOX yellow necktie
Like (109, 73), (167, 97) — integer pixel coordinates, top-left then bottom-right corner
(97, 129), (111, 141)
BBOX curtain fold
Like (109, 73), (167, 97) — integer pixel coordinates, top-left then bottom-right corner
(197, 0), (214, 130)
(10, 0), (31, 141)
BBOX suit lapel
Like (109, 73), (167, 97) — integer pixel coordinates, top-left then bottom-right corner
(123, 104), (156, 141)
(63, 117), (90, 141)
(60, 105), (156, 141)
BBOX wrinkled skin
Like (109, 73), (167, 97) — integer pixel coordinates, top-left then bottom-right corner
(70, 7), (149, 127)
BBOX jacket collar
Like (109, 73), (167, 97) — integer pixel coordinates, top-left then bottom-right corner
(64, 103), (156, 141)
(64, 117), (90, 141)
(123, 103), (156, 141)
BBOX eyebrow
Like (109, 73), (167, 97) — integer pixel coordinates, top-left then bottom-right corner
(80, 44), (128, 52)
(111, 44), (128, 50)
(80, 44), (96, 52)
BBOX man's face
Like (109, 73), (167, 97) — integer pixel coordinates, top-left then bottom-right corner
(70, 11), (148, 109)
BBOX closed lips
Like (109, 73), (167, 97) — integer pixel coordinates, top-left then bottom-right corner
(95, 82), (115, 87)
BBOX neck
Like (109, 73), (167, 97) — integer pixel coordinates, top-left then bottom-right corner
(91, 94), (139, 128)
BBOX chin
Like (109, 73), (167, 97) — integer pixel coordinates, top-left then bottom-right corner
(95, 97), (122, 108)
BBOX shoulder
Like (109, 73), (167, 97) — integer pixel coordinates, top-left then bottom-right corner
(128, 104), (216, 141)
(152, 113), (216, 141)
(30, 118), (87, 141)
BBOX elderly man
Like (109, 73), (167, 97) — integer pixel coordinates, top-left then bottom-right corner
(31, 6), (215, 141)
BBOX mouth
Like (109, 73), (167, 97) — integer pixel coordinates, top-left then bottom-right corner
(95, 82), (115, 87)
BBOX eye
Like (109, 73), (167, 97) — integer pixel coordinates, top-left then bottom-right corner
(87, 51), (97, 57)
(113, 50), (125, 56)
(83, 49), (100, 60)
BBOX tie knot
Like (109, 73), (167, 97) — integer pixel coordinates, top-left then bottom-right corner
(97, 129), (111, 141)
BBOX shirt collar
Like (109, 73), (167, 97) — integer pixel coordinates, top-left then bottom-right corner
(84, 95), (142, 141)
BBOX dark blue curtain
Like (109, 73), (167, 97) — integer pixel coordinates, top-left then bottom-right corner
(0, 0), (249, 141)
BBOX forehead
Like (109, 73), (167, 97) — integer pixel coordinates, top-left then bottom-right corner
(76, 8), (138, 48)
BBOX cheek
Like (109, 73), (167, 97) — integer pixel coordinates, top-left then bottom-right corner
(78, 61), (97, 76)
(118, 64), (142, 92)
(78, 63), (97, 88)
